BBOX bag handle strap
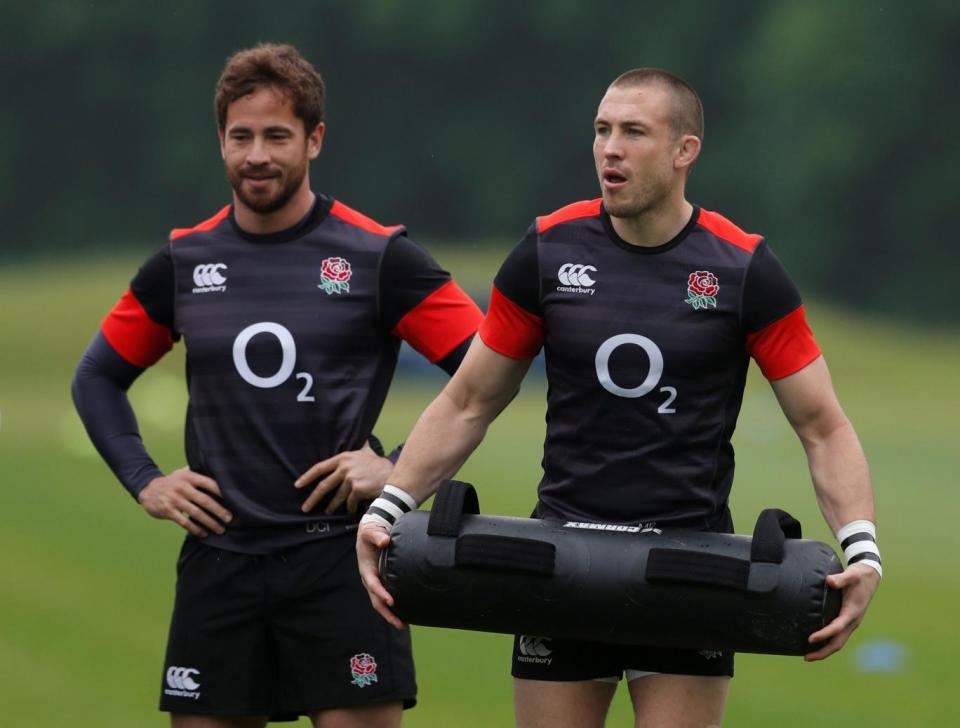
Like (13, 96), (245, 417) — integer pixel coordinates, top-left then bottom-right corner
(646, 509), (803, 593)
(426, 480), (479, 537)
(750, 508), (802, 564)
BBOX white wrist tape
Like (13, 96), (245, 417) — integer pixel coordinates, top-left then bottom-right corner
(836, 519), (882, 578)
(360, 484), (418, 533)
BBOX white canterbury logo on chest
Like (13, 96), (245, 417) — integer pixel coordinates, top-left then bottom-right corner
(192, 263), (228, 293)
(557, 263), (597, 295)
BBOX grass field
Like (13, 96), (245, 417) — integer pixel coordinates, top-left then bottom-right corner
(1, 253), (957, 726)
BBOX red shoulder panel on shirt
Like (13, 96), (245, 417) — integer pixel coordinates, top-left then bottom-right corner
(745, 305), (822, 381)
(696, 208), (762, 253)
(330, 200), (404, 237)
(101, 289), (174, 368)
(478, 285), (546, 360)
(536, 199), (603, 234)
(169, 205), (231, 242)
(392, 280), (483, 363)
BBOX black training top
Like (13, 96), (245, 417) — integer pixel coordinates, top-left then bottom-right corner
(73, 194), (482, 553)
(479, 199), (820, 529)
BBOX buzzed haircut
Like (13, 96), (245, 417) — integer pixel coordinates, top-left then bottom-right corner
(215, 43), (325, 133)
(610, 68), (704, 141)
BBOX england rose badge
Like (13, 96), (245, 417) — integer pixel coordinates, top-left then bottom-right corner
(319, 256), (352, 295)
(349, 653), (378, 687)
(685, 270), (719, 310)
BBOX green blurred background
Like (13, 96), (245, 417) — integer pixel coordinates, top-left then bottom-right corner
(2, 1), (958, 726)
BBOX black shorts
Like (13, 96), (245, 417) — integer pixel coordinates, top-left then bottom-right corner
(511, 634), (733, 681)
(159, 535), (416, 719)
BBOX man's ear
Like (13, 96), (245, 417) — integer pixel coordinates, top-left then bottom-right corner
(675, 134), (701, 172)
(307, 122), (325, 160)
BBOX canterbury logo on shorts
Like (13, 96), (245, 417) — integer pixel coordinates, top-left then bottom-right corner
(164, 666), (202, 699)
(517, 636), (554, 664)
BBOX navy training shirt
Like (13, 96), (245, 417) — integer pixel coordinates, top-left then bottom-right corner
(479, 199), (821, 528)
(81, 194), (483, 553)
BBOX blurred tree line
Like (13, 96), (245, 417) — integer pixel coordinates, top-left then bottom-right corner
(2, 0), (957, 322)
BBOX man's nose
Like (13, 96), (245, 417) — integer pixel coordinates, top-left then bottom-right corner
(603, 133), (624, 159)
(246, 137), (270, 165)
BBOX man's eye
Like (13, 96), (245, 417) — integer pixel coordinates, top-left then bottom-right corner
(627, 128), (644, 136)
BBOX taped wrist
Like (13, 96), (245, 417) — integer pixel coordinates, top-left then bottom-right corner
(360, 484), (418, 533)
(837, 519), (883, 578)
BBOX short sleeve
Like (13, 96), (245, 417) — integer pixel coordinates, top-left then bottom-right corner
(381, 234), (483, 363)
(478, 226), (546, 360)
(100, 247), (178, 368)
(742, 242), (821, 380)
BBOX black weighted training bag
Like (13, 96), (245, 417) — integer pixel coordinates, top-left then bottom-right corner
(379, 481), (842, 656)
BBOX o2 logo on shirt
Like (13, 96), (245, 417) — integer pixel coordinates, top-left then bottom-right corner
(232, 322), (315, 402)
(594, 334), (677, 414)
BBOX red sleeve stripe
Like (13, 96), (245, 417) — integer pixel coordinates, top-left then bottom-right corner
(101, 289), (174, 368)
(478, 285), (545, 360)
(746, 305), (822, 381)
(330, 200), (405, 237)
(697, 208), (762, 253)
(536, 199), (602, 234)
(169, 205), (231, 241)
(392, 280), (483, 363)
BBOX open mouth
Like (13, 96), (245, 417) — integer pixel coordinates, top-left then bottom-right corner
(602, 169), (628, 189)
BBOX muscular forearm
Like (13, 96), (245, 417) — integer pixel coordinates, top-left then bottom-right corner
(387, 386), (493, 503)
(800, 416), (875, 535)
(772, 358), (876, 536)
(385, 338), (531, 504)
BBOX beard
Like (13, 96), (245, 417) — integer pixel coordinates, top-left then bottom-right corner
(227, 158), (307, 215)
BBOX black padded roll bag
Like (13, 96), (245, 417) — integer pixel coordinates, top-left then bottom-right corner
(380, 481), (843, 656)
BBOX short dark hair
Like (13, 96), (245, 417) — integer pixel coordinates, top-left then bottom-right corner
(214, 43), (325, 132)
(610, 68), (703, 141)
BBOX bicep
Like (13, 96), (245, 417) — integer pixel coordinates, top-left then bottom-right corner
(443, 336), (533, 420)
(770, 355), (847, 440)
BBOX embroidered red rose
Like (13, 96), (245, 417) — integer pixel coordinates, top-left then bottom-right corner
(685, 270), (719, 310)
(321, 257), (352, 283)
(352, 653), (377, 675)
(349, 653), (379, 687)
(319, 257), (352, 295)
(687, 271), (719, 297)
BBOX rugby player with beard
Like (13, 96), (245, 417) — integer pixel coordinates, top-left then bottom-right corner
(73, 43), (483, 727)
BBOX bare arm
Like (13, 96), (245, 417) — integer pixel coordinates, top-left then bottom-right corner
(771, 355), (881, 660)
(357, 337), (532, 625)
(387, 337), (531, 501)
(771, 356), (874, 531)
